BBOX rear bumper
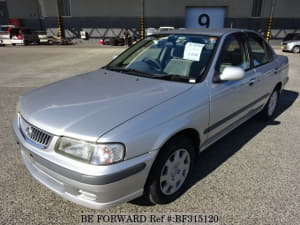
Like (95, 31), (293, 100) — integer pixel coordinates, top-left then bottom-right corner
(12, 116), (157, 209)
(11, 39), (24, 44)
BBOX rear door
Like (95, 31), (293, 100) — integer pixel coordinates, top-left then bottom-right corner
(246, 32), (278, 104)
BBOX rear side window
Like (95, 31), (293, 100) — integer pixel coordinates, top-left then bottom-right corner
(0, 26), (10, 32)
(10, 28), (20, 35)
(247, 33), (273, 67)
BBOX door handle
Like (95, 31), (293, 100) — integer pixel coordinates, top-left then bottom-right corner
(248, 78), (256, 86)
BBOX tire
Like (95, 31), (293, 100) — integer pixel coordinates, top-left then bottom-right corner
(144, 136), (195, 204)
(292, 46), (300, 54)
(259, 88), (280, 121)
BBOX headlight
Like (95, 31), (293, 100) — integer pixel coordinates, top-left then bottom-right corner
(90, 144), (125, 165)
(55, 137), (125, 165)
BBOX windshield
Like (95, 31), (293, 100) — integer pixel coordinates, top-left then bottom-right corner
(105, 34), (218, 82)
(283, 33), (300, 42)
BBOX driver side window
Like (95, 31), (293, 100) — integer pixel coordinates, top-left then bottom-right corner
(217, 34), (250, 73)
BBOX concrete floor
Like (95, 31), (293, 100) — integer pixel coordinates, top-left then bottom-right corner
(0, 44), (299, 225)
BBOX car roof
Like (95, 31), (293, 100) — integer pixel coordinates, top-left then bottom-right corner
(155, 28), (255, 37)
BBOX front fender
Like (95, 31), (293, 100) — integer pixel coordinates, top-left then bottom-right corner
(99, 83), (210, 159)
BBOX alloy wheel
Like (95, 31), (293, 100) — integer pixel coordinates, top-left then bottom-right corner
(268, 91), (278, 116)
(159, 148), (191, 196)
(293, 46), (300, 53)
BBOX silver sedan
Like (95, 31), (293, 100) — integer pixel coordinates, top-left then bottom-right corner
(12, 28), (289, 209)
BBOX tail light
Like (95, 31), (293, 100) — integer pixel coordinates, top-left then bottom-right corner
(17, 34), (23, 40)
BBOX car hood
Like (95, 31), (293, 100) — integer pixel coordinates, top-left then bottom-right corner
(20, 69), (193, 142)
(284, 40), (300, 44)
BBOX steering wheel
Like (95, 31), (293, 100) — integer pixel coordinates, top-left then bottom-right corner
(142, 57), (161, 70)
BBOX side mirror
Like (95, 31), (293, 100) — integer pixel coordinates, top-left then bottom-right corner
(219, 66), (245, 81)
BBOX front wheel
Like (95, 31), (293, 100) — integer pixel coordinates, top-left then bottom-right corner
(292, 46), (300, 54)
(144, 136), (195, 204)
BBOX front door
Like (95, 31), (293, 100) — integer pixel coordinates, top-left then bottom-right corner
(207, 33), (258, 140)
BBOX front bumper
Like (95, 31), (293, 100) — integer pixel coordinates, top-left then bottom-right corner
(281, 44), (293, 51)
(12, 116), (157, 209)
(39, 39), (49, 43)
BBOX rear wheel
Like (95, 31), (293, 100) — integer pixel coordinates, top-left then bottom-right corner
(144, 136), (195, 204)
(259, 89), (279, 120)
(292, 46), (300, 54)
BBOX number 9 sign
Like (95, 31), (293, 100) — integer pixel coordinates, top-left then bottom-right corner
(185, 8), (225, 28)
(198, 14), (210, 28)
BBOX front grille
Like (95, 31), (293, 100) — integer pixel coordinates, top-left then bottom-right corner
(19, 115), (52, 149)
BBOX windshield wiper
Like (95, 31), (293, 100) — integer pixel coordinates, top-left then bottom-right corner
(103, 67), (195, 83)
(103, 67), (156, 78)
(157, 74), (192, 83)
